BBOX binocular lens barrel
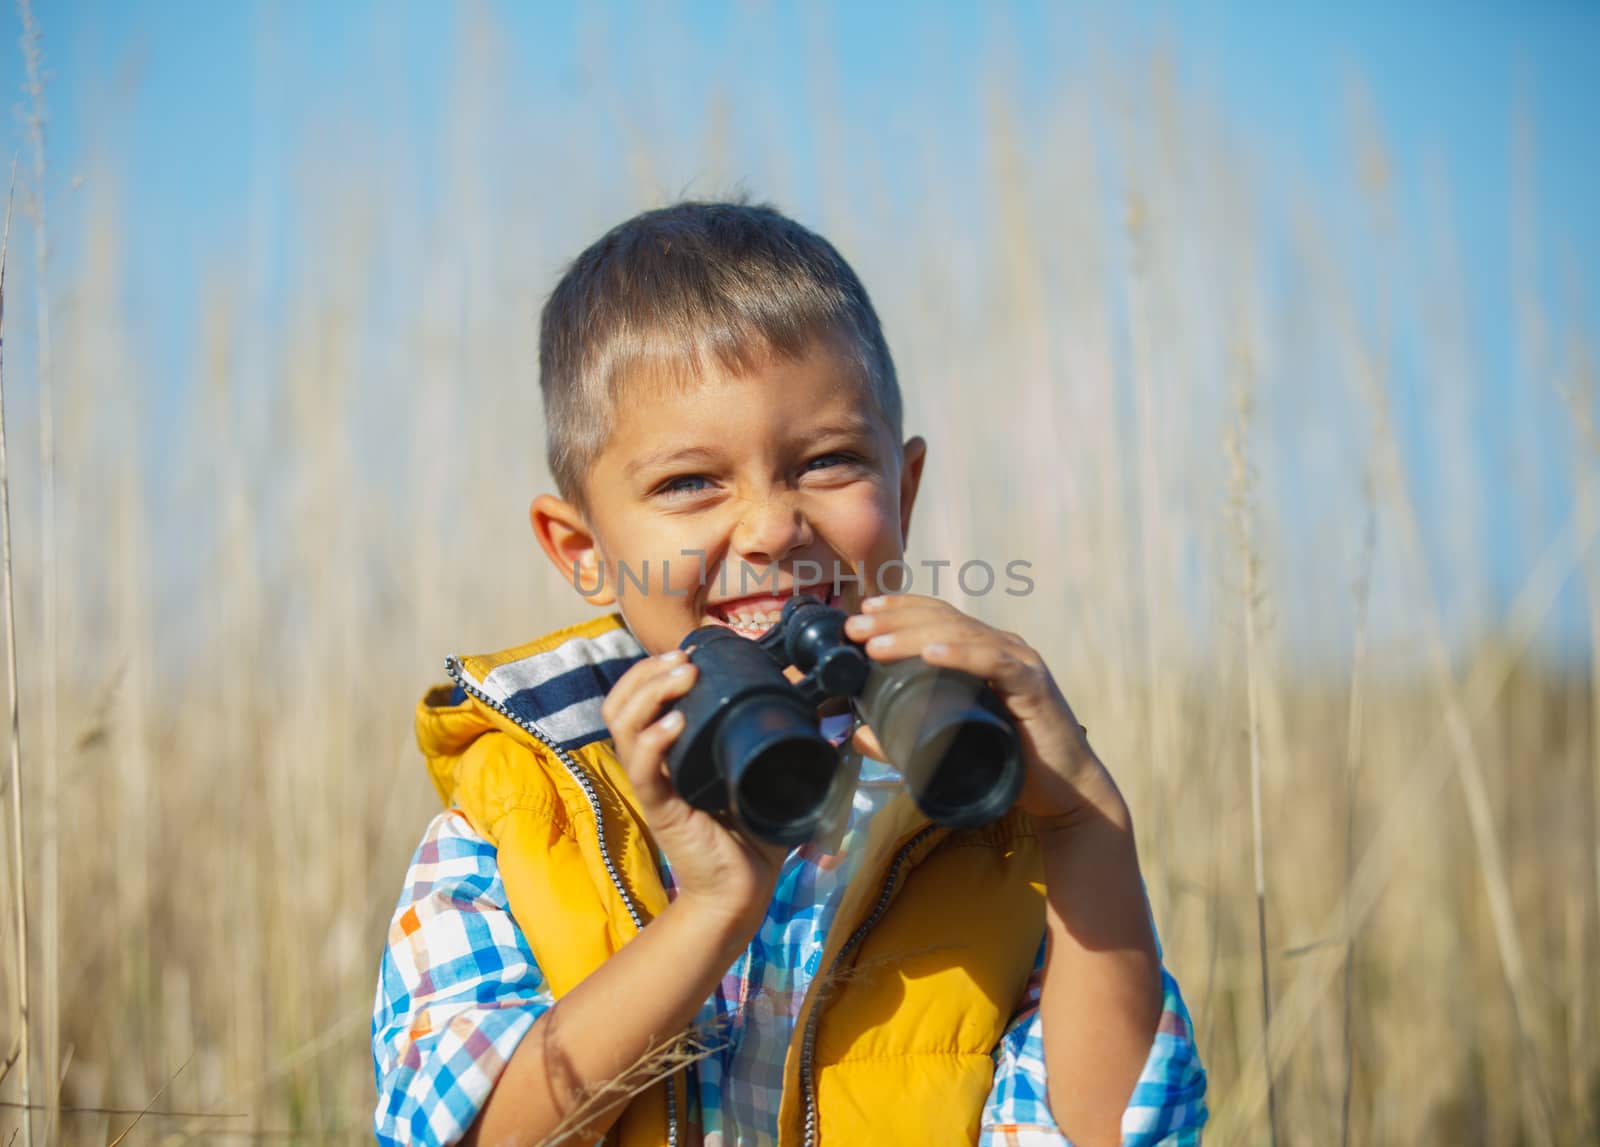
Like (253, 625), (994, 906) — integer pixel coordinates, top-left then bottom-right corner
(715, 696), (836, 846)
(860, 661), (1024, 829)
(666, 625), (838, 845)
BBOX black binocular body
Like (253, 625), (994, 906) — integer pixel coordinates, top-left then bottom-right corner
(663, 595), (1023, 845)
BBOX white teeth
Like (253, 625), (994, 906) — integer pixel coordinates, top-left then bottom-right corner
(724, 608), (780, 628)
(711, 590), (840, 634)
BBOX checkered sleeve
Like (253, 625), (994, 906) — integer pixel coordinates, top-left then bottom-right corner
(372, 809), (555, 1147)
(979, 936), (1208, 1146)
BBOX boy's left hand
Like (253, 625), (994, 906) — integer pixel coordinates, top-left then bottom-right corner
(843, 593), (1122, 825)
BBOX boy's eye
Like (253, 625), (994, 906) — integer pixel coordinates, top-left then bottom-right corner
(803, 452), (861, 474)
(800, 451), (870, 482)
(654, 474), (713, 498)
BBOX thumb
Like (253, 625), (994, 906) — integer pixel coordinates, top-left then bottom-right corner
(850, 722), (888, 763)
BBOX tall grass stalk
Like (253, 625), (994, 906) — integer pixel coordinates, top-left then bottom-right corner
(1339, 479), (1377, 1147)
(1226, 353), (1276, 1146)
(1559, 349), (1600, 1140)
(0, 158), (32, 1147)
(16, 3), (57, 1140)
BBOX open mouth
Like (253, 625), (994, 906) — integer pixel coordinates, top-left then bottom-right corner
(704, 583), (837, 639)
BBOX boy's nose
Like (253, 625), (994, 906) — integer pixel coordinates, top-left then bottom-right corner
(731, 498), (815, 565)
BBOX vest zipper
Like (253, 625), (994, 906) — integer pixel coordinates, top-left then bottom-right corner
(444, 656), (681, 1147)
(797, 823), (939, 1147)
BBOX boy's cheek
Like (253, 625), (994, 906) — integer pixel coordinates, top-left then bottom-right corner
(823, 502), (905, 566)
(646, 544), (707, 594)
(603, 519), (719, 597)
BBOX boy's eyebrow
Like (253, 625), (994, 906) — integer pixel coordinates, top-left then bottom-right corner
(805, 418), (876, 442)
(625, 445), (722, 481)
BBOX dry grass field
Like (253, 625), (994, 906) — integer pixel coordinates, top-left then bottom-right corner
(0, 9), (1594, 1145)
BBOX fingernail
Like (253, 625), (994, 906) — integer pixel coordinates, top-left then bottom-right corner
(670, 663), (694, 678)
(925, 642), (949, 657)
(846, 614), (876, 634)
(662, 649), (686, 662)
(866, 634), (895, 653)
(863, 595), (886, 611)
(661, 710), (685, 729)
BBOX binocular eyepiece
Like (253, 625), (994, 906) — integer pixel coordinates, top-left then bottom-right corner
(663, 595), (1023, 845)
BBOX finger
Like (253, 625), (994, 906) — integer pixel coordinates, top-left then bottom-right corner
(856, 592), (961, 620)
(848, 606), (1044, 666)
(604, 665), (688, 771)
(845, 598), (975, 645)
(858, 592), (948, 614)
(918, 639), (1049, 700)
(853, 618), (1000, 663)
(604, 654), (695, 751)
(601, 650), (687, 728)
(611, 658), (698, 745)
(625, 707), (689, 804)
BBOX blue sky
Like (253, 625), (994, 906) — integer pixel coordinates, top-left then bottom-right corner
(6, 2), (1593, 344)
(0, 0), (1596, 661)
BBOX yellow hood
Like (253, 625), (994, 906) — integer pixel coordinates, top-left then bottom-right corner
(414, 611), (646, 810)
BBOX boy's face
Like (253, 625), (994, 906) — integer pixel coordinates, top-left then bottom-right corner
(532, 340), (926, 657)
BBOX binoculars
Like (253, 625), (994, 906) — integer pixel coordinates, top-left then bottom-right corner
(664, 595), (1023, 845)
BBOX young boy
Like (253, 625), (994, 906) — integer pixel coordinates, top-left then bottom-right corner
(372, 201), (1207, 1147)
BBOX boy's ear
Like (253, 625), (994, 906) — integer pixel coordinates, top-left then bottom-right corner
(898, 436), (928, 545)
(530, 494), (617, 606)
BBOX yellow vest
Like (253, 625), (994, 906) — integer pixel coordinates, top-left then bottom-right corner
(416, 614), (1047, 1146)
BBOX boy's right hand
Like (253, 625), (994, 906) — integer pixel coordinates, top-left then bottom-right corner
(602, 648), (789, 937)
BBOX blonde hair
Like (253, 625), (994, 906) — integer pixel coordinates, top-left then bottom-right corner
(539, 200), (902, 505)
